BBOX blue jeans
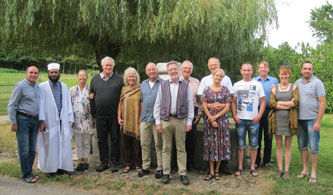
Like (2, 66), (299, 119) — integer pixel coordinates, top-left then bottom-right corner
(236, 120), (259, 149)
(16, 114), (38, 179)
(297, 119), (320, 153)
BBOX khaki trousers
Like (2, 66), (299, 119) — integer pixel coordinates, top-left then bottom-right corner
(161, 117), (187, 175)
(140, 122), (163, 170)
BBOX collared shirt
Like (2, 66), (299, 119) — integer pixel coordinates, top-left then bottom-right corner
(8, 78), (40, 124)
(182, 76), (203, 113)
(154, 78), (194, 126)
(140, 77), (163, 123)
(295, 75), (326, 120)
(99, 72), (113, 81)
(49, 80), (62, 113)
(197, 74), (234, 96)
(254, 75), (278, 107)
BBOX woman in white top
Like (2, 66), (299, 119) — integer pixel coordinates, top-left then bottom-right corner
(70, 70), (93, 172)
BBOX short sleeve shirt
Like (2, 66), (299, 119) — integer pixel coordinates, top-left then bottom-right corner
(233, 79), (265, 120)
(295, 75), (326, 120)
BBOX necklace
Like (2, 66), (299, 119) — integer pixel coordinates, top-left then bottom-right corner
(280, 83), (289, 90)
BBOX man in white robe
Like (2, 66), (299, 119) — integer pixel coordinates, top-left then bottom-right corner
(37, 63), (74, 176)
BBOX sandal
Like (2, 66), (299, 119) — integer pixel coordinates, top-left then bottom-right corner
(250, 169), (259, 177)
(136, 167), (142, 172)
(282, 171), (289, 179)
(309, 177), (317, 183)
(234, 169), (243, 176)
(122, 166), (131, 173)
(275, 170), (284, 178)
(204, 174), (214, 181)
(215, 172), (221, 180)
(297, 172), (309, 179)
(23, 177), (37, 184)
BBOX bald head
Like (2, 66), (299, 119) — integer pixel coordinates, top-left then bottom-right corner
(26, 66), (39, 84)
(145, 62), (158, 81)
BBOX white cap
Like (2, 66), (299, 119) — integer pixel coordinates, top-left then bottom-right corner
(47, 63), (60, 70)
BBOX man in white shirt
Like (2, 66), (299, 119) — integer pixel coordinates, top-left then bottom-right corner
(154, 61), (194, 185)
(232, 63), (265, 177)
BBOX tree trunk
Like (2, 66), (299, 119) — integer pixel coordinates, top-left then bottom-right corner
(93, 40), (122, 72)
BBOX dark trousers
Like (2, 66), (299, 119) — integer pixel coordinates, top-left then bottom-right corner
(96, 117), (120, 164)
(16, 114), (38, 179)
(172, 107), (198, 170)
(122, 134), (142, 168)
(256, 108), (272, 165)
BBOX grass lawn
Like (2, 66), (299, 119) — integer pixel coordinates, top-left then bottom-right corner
(0, 114), (332, 194)
(0, 68), (98, 115)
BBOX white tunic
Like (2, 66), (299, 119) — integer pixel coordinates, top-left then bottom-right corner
(37, 81), (74, 173)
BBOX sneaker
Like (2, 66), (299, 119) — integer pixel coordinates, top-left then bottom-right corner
(180, 175), (190, 185)
(96, 162), (109, 172)
(111, 161), (118, 172)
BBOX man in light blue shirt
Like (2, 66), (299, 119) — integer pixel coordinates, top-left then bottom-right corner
(8, 66), (40, 183)
(254, 61), (278, 168)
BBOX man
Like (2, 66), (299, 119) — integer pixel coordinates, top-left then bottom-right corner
(254, 61), (278, 168)
(295, 61), (326, 183)
(197, 57), (234, 97)
(232, 63), (265, 177)
(37, 63), (74, 176)
(180, 60), (201, 171)
(154, 61), (194, 185)
(8, 66), (40, 183)
(138, 62), (163, 178)
(90, 56), (124, 172)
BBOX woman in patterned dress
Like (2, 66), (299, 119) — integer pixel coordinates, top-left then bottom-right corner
(70, 70), (93, 172)
(202, 68), (232, 180)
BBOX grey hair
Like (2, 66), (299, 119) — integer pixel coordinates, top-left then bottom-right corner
(208, 57), (221, 65)
(166, 60), (179, 69)
(181, 60), (193, 69)
(212, 68), (225, 78)
(101, 56), (115, 66)
(123, 67), (140, 86)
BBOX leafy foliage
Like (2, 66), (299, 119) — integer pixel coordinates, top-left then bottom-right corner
(309, 3), (333, 43)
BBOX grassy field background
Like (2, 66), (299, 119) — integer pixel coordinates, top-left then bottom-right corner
(0, 68), (98, 115)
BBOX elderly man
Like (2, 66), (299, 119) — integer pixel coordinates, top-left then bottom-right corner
(138, 62), (163, 178)
(232, 63), (265, 177)
(254, 61), (278, 168)
(37, 63), (74, 177)
(154, 61), (194, 185)
(180, 60), (201, 171)
(90, 56), (124, 172)
(295, 61), (326, 183)
(8, 66), (40, 183)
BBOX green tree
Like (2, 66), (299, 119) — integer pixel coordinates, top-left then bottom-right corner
(309, 2), (333, 43)
(0, 0), (277, 77)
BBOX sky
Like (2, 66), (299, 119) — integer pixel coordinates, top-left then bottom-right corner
(267, 0), (333, 49)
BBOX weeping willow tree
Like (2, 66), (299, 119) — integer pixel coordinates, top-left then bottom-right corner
(0, 0), (277, 77)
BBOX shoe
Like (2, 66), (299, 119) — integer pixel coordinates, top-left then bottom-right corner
(180, 175), (190, 185)
(155, 170), (163, 179)
(162, 174), (170, 184)
(111, 161), (118, 172)
(275, 170), (284, 178)
(76, 163), (83, 172)
(23, 176), (37, 184)
(82, 163), (89, 171)
(282, 171), (289, 179)
(138, 169), (150, 177)
(250, 169), (259, 177)
(96, 162), (109, 172)
(264, 163), (272, 168)
(204, 174), (214, 181)
(47, 173), (56, 178)
(56, 169), (66, 175)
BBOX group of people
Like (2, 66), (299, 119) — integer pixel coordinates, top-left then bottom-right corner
(8, 56), (326, 185)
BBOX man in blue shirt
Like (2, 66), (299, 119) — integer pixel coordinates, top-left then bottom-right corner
(138, 62), (163, 178)
(254, 61), (278, 168)
(8, 66), (40, 183)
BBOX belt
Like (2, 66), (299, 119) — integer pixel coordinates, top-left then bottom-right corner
(17, 111), (38, 120)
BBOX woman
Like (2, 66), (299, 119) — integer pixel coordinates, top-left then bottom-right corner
(268, 66), (299, 179)
(70, 70), (93, 172)
(118, 67), (142, 173)
(202, 68), (232, 180)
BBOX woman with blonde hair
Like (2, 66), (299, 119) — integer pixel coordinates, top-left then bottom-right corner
(118, 67), (142, 173)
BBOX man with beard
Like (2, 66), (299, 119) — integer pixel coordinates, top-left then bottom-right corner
(37, 63), (74, 177)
